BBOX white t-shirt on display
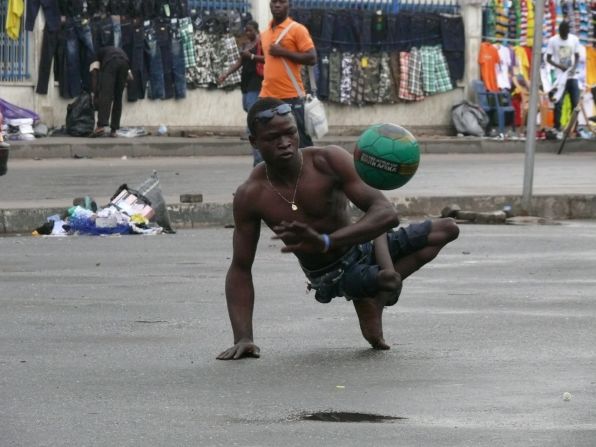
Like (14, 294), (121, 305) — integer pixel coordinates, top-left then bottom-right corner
(545, 33), (581, 79)
(496, 45), (512, 90)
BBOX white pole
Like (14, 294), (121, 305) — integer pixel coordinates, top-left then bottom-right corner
(521, 0), (545, 213)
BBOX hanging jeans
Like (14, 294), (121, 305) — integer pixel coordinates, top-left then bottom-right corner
(170, 23), (187, 99)
(92, 16), (115, 48)
(36, 26), (60, 94)
(155, 20), (174, 99)
(144, 22), (165, 99)
(126, 20), (148, 101)
(65, 18), (96, 97)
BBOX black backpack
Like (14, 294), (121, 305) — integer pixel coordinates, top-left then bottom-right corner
(65, 92), (95, 137)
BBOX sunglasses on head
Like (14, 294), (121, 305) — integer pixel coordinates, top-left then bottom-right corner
(253, 103), (293, 123)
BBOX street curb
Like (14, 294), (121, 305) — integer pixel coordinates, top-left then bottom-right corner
(6, 136), (594, 159)
(2, 194), (594, 234)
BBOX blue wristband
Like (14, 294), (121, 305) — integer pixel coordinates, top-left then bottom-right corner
(321, 233), (331, 253)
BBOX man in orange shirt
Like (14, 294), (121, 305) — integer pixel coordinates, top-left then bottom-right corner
(259, 0), (317, 148)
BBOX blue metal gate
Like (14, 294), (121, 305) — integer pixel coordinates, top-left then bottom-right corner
(187, 0), (251, 12)
(290, 0), (459, 14)
(0, 1), (30, 82)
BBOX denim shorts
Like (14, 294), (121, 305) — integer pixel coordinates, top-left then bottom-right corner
(301, 220), (432, 305)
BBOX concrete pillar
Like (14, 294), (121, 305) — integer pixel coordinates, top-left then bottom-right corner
(460, 0), (484, 100)
(251, 0), (271, 31)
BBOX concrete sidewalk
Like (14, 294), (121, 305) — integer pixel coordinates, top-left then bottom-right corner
(5, 134), (596, 159)
(1, 149), (595, 233)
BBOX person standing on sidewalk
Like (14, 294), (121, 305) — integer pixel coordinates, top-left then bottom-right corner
(90, 45), (132, 137)
(0, 110), (9, 176)
(218, 21), (265, 165)
(545, 21), (581, 136)
(259, 0), (317, 148)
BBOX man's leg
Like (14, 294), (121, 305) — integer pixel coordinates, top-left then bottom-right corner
(109, 62), (129, 133)
(554, 96), (563, 131)
(353, 218), (459, 350)
(353, 297), (388, 350)
(97, 65), (117, 131)
(392, 218), (459, 279)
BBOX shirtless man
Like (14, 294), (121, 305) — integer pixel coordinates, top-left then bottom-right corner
(217, 97), (459, 360)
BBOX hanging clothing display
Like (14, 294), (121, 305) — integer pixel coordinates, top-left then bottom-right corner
(6, 0), (25, 40)
(27, 1), (251, 100)
(292, 7), (459, 106)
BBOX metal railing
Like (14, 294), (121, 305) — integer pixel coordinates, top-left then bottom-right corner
(0, 2), (30, 82)
(187, 0), (251, 11)
(290, 0), (460, 14)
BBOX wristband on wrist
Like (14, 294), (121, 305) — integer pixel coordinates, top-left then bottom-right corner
(321, 234), (331, 253)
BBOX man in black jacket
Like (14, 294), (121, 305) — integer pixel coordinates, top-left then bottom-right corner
(90, 45), (131, 137)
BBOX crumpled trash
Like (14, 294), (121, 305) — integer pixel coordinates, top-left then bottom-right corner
(157, 124), (168, 136)
(116, 127), (149, 138)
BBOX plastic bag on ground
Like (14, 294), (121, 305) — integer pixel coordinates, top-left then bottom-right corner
(65, 92), (95, 137)
(451, 101), (489, 137)
(133, 171), (175, 234)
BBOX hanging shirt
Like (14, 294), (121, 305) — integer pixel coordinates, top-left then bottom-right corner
(6, 0), (24, 40)
(478, 42), (500, 92)
(586, 47), (596, 86)
(496, 45), (512, 89)
(513, 45), (530, 81)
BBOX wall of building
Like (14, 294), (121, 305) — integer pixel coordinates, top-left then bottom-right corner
(1, 1), (479, 132)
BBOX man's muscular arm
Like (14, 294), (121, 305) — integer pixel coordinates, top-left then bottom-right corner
(217, 185), (262, 360)
(274, 146), (399, 254)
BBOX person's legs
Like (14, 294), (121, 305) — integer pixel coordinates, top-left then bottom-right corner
(352, 218), (459, 350)
(353, 297), (388, 350)
(392, 218), (459, 279)
(243, 90), (262, 164)
(554, 97), (563, 130)
(109, 61), (129, 132)
(97, 64), (117, 129)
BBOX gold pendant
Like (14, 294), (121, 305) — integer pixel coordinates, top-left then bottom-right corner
(291, 203), (298, 211)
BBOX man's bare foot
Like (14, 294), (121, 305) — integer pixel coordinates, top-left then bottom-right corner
(353, 298), (391, 350)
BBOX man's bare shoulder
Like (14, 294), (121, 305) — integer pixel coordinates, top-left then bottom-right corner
(233, 165), (266, 212)
(306, 145), (353, 174)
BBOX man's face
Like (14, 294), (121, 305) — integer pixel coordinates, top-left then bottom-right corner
(270, 0), (289, 22)
(559, 23), (569, 39)
(250, 109), (299, 165)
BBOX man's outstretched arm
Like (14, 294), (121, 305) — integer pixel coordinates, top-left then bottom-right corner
(217, 187), (262, 360)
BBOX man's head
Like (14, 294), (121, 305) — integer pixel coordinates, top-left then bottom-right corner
(558, 21), (570, 39)
(247, 98), (299, 162)
(270, 0), (290, 23)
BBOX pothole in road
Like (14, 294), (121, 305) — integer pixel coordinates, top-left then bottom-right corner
(299, 411), (406, 423)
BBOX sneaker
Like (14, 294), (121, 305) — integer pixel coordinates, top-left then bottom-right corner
(555, 131), (564, 140)
(0, 140), (9, 148)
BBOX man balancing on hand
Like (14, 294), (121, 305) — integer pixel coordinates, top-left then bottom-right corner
(217, 97), (459, 360)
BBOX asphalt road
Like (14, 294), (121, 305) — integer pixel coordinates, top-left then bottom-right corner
(1, 152), (596, 208)
(1, 223), (595, 446)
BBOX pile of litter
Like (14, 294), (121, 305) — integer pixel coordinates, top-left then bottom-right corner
(33, 171), (175, 236)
